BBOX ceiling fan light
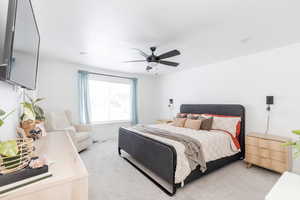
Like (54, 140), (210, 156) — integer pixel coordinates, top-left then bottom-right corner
(149, 62), (158, 68)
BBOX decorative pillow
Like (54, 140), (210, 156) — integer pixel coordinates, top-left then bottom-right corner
(176, 113), (188, 118)
(187, 114), (201, 120)
(197, 116), (214, 131)
(202, 114), (241, 137)
(184, 119), (203, 130)
(171, 118), (187, 127)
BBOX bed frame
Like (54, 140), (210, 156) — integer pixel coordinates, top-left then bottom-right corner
(118, 104), (245, 196)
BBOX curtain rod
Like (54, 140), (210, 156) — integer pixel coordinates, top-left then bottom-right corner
(79, 70), (136, 80)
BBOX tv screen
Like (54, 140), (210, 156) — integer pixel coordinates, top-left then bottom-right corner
(1, 0), (40, 90)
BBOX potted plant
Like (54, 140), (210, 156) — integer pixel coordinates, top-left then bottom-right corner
(20, 95), (45, 122)
(284, 130), (300, 158)
(20, 95), (46, 139)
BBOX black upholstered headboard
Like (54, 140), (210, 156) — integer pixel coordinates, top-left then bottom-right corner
(180, 104), (245, 158)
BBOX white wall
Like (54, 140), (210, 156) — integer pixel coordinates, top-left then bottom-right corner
(0, 82), (20, 141)
(157, 43), (300, 170)
(37, 58), (159, 140)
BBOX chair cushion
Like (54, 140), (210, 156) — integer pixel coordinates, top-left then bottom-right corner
(75, 131), (90, 142)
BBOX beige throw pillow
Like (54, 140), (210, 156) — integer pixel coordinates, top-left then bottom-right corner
(184, 119), (203, 130)
(172, 118), (187, 127)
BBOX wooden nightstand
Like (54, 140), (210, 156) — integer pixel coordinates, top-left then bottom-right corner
(156, 120), (173, 124)
(245, 132), (292, 173)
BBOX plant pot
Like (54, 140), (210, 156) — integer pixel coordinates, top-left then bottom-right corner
(0, 138), (34, 174)
(21, 120), (36, 138)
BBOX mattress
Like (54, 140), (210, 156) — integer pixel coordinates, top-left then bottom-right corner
(123, 124), (240, 183)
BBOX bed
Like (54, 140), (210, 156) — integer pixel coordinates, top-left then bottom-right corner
(118, 104), (245, 196)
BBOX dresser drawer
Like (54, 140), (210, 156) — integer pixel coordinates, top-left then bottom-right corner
(257, 138), (287, 152)
(271, 160), (287, 173)
(258, 139), (269, 148)
(260, 158), (271, 168)
(270, 151), (287, 162)
(246, 145), (260, 155)
(269, 140), (287, 152)
(246, 136), (258, 146)
(260, 148), (270, 158)
(245, 153), (260, 165)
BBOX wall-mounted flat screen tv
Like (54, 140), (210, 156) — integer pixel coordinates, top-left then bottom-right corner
(0, 0), (40, 90)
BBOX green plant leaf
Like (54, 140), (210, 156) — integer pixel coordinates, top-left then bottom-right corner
(294, 151), (300, 159)
(34, 98), (45, 104)
(282, 141), (297, 147)
(0, 140), (19, 157)
(0, 109), (5, 117)
(292, 130), (300, 135)
(1, 109), (15, 121)
(0, 119), (3, 127)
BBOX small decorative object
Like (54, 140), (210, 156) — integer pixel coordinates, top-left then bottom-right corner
(0, 138), (34, 174)
(29, 157), (46, 169)
(168, 98), (174, 120)
(16, 127), (27, 138)
(284, 130), (300, 158)
(0, 108), (15, 128)
(265, 96), (274, 134)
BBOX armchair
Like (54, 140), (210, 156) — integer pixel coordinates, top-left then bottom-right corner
(47, 110), (93, 152)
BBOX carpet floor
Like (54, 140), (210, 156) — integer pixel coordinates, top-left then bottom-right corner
(80, 139), (280, 200)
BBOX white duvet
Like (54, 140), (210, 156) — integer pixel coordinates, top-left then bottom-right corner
(124, 124), (240, 184)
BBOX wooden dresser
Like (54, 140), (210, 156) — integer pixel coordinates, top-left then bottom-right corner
(245, 132), (292, 173)
(0, 132), (88, 200)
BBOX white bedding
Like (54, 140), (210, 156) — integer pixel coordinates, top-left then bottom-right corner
(124, 124), (240, 184)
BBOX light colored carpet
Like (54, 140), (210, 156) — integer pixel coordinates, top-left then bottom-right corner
(80, 139), (280, 200)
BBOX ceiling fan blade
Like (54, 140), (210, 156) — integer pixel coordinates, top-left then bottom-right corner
(132, 48), (149, 58)
(158, 50), (180, 59)
(123, 60), (147, 63)
(159, 60), (179, 67)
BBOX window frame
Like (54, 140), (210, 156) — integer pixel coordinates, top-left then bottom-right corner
(87, 74), (133, 124)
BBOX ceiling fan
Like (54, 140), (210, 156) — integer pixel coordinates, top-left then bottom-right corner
(125, 47), (181, 72)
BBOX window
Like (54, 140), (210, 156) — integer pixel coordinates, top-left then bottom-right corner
(88, 75), (132, 123)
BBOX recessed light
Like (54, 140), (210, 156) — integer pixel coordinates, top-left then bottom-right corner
(240, 36), (252, 44)
(80, 51), (88, 55)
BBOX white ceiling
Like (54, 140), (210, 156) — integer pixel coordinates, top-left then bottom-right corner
(9, 0), (300, 74)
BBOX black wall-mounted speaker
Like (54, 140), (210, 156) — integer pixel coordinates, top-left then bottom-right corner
(266, 96), (274, 105)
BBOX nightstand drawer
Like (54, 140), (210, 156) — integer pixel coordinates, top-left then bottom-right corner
(271, 160), (287, 173)
(246, 145), (260, 155)
(260, 148), (270, 158)
(270, 151), (287, 162)
(245, 153), (260, 165)
(246, 136), (258, 146)
(258, 139), (269, 148)
(269, 140), (287, 152)
(260, 158), (271, 168)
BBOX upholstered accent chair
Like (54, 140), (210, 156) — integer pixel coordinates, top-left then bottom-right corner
(47, 110), (93, 152)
